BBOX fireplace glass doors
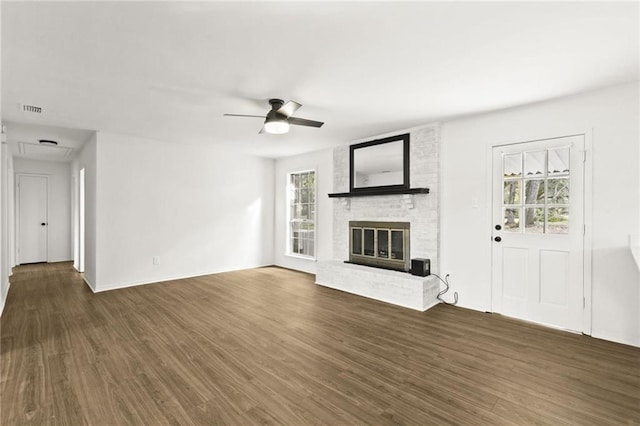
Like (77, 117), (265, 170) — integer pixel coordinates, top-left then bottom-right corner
(349, 221), (410, 272)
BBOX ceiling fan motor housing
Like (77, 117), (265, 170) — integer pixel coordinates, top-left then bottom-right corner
(268, 98), (285, 110)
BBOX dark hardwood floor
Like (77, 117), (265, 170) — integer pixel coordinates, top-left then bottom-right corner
(1, 262), (638, 425)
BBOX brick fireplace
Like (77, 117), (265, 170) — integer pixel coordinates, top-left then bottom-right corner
(316, 123), (441, 311)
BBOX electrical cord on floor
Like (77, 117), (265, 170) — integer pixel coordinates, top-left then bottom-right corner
(432, 273), (458, 306)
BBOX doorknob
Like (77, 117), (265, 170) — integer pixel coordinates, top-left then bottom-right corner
(41, 223), (47, 226)
(494, 236), (502, 242)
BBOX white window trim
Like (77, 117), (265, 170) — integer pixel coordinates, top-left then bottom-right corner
(286, 169), (317, 260)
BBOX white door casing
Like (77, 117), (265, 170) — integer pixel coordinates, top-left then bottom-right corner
(491, 135), (585, 332)
(17, 174), (49, 264)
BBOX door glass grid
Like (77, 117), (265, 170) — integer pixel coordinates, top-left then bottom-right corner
(502, 147), (570, 234)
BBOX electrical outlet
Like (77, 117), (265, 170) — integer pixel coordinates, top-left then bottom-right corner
(153, 256), (160, 265)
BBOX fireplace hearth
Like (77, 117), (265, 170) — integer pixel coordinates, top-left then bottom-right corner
(349, 221), (410, 272)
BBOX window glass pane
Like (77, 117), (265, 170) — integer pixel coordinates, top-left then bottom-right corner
(524, 179), (544, 205)
(548, 207), (569, 234)
(363, 229), (375, 256)
(548, 147), (569, 176)
(503, 180), (521, 205)
(391, 230), (404, 260)
(288, 171), (315, 257)
(377, 230), (389, 258)
(352, 228), (362, 255)
(547, 178), (569, 204)
(525, 151), (546, 177)
(524, 207), (545, 233)
(503, 153), (522, 178)
(503, 208), (520, 232)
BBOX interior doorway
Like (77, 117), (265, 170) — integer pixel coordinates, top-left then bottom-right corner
(491, 135), (585, 332)
(16, 174), (49, 264)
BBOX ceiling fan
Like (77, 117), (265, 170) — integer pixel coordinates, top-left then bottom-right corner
(224, 99), (324, 134)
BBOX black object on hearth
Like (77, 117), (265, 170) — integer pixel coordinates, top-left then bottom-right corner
(410, 258), (430, 277)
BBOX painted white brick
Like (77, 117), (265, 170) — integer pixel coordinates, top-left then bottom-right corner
(322, 123), (442, 311)
(316, 260), (440, 311)
(332, 123), (441, 269)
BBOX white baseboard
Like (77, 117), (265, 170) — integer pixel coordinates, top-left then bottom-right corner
(83, 275), (96, 292)
(91, 263), (274, 293)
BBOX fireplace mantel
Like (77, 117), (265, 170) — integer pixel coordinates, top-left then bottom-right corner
(328, 187), (429, 198)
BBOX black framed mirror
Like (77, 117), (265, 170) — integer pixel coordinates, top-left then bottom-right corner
(350, 133), (410, 193)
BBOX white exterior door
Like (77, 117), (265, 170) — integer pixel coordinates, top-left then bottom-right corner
(18, 175), (48, 264)
(491, 135), (584, 331)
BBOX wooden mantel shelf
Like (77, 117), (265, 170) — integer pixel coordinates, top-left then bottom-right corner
(328, 187), (430, 198)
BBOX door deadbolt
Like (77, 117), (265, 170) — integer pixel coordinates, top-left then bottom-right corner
(495, 224), (502, 231)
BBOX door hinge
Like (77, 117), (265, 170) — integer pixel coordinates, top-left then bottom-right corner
(583, 150), (587, 163)
(583, 224), (586, 235)
(583, 297), (586, 308)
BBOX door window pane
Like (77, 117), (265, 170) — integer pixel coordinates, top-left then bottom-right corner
(524, 207), (545, 233)
(503, 208), (520, 232)
(548, 147), (570, 176)
(547, 178), (570, 204)
(548, 207), (569, 234)
(525, 151), (546, 177)
(524, 179), (544, 204)
(503, 181), (521, 205)
(503, 153), (522, 178)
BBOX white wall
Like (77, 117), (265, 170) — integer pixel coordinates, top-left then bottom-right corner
(14, 158), (72, 263)
(71, 133), (97, 287)
(440, 81), (639, 347)
(274, 148), (333, 274)
(0, 143), (12, 316)
(0, 2), (6, 316)
(92, 132), (274, 290)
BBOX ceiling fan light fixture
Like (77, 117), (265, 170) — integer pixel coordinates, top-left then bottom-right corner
(263, 118), (290, 134)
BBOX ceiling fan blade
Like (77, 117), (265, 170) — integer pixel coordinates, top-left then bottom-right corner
(259, 125), (266, 134)
(276, 101), (302, 118)
(224, 114), (266, 118)
(288, 117), (324, 128)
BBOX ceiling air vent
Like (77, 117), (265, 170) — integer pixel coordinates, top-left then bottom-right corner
(20, 103), (43, 114)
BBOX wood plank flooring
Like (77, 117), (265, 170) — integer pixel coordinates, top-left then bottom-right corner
(1, 262), (638, 425)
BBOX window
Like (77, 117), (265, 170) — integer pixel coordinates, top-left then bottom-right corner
(287, 170), (316, 258)
(502, 147), (570, 234)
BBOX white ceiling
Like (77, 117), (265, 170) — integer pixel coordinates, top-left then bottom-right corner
(2, 1), (638, 159)
(4, 121), (94, 163)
